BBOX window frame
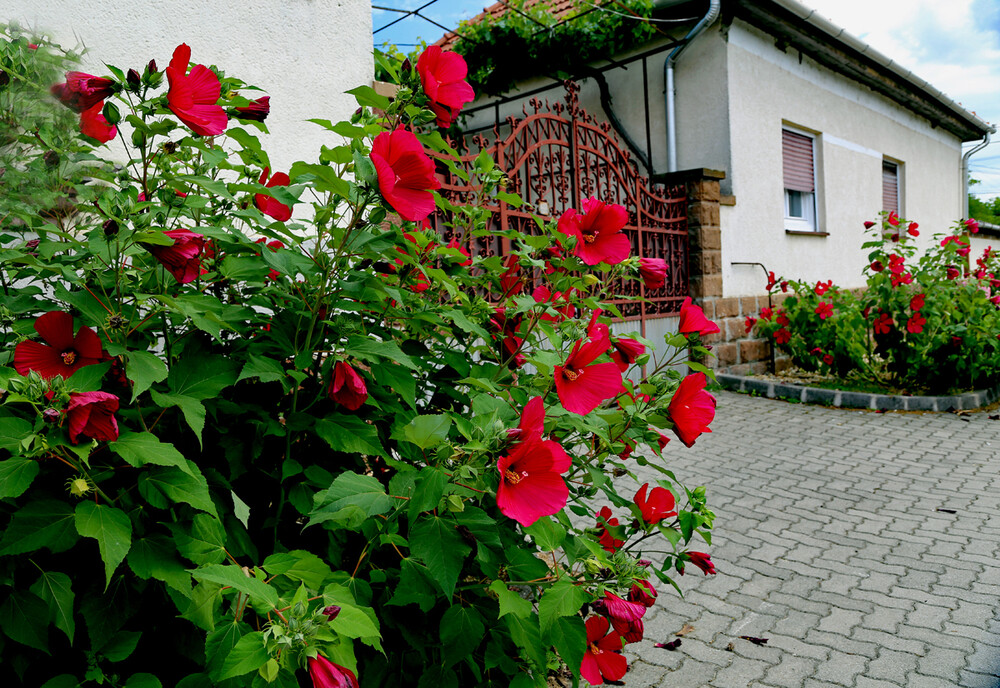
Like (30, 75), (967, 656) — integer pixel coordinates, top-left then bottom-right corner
(882, 159), (901, 216)
(782, 126), (819, 233)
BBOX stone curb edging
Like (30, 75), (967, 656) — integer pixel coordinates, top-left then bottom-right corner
(716, 373), (1000, 412)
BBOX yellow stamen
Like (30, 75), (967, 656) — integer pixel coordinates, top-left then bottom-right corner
(62, 351), (77, 365)
(563, 369), (581, 381)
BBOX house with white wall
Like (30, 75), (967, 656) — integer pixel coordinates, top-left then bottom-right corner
(439, 0), (994, 372)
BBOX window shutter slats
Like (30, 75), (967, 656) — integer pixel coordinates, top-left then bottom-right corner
(882, 162), (899, 214)
(782, 129), (815, 193)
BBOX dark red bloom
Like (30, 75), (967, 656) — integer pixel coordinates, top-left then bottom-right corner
(580, 616), (627, 686)
(776, 311), (790, 327)
(596, 506), (623, 553)
(684, 551), (716, 575)
(870, 260), (884, 272)
(597, 591), (646, 644)
(496, 418), (571, 527)
(864, 220), (876, 229)
(254, 237), (285, 279)
(873, 312), (893, 334)
(416, 46), (475, 128)
(79, 102), (117, 143)
(823, 353), (834, 366)
(234, 95), (270, 121)
(910, 293), (925, 311)
(633, 483), (676, 523)
(321, 605), (341, 621)
(370, 127), (441, 222)
(638, 257), (667, 290)
(946, 266), (961, 280)
(628, 580), (657, 608)
(444, 239), (473, 266)
(51, 71), (115, 112)
(610, 337), (645, 372)
(815, 302), (833, 320)
(745, 316), (757, 334)
(307, 655), (359, 688)
(166, 43), (227, 136)
(146, 228), (206, 283)
(759, 307), (773, 321)
(814, 280), (833, 295)
(774, 328), (791, 344)
(14, 311), (105, 380)
(906, 313), (926, 334)
(780, 280), (789, 293)
(558, 197), (631, 266)
(667, 373), (716, 447)
(255, 167), (293, 222)
(907, 222), (919, 237)
(66, 391), (119, 444)
(966, 218), (980, 233)
(679, 297), (720, 337)
(328, 361), (367, 410)
(765, 271), (777, 291)
(555, 325), (624, 415)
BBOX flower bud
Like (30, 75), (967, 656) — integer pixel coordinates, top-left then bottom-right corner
(131, 128), (147, 148)
(638, 559), (652, 567)
(43, 150), (60, 168)
(127, 68), (141, 90)
(43, 408), (60, 424)
(25, 238), (40, 250)
(321, 605), (341, 621)
(401, 58), (412, 74)
(102, 219), (119, 236)
(147, 59), (158, 74)
(102, 101), (121, 125)
(162, 141), (177, 155)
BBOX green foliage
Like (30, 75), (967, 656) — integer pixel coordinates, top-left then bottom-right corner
(0, 29), (716, 688)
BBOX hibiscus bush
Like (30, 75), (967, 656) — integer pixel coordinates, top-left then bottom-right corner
(0, 36), (720, 688)
(753, 213), (1000, 393)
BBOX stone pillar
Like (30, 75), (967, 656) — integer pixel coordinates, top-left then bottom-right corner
(661, 168), (725, 300)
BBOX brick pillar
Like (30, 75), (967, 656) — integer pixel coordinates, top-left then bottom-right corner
(661, 168), (725, 300)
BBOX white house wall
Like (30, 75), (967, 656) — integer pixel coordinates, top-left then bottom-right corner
(3, 0), (374, 174)
(687, 20), (964, 297)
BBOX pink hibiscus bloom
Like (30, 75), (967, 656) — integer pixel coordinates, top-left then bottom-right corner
(328, 361), (367, 411)
(51, 71), (116, 112)
(558, 197), (631, 266)
(610, 337), (645, 372)
(145, 228), (206, 283)
(638, 257), (667, 290)
(165, 43), (227, 136)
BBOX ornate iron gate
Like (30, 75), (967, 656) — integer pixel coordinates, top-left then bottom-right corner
(431, 81), (688, 320)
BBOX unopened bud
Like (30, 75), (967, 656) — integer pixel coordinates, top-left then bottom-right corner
(147, 59), (158, 74)
(43, 150), (59, 168)
(102, 102), (121, 125)
(131, 128), (147, 148)
(107, 314), (127, 330)
(102, 219), (119, 236)
(401, 58), (412, 73)
(25, 238), (40, 250)
(127, 69), (141, 90)
(321, 605), (341, 621)
(638, 559), (652, 567)
(43, 408), (60, 424)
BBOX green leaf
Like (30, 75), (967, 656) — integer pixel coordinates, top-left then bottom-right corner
(176, 174), (236, 202)
(386, 559), (437, 612)
(149, 390), (206, 444)
(219, 631), (269, 679)
(489, 581), (533, 619)
(345, 335), (418, 370)
(206, 620), (247, 680)
(258, 659), (280, 683)
(0, 499), (78, 555)
(409, 515), (471, 599)
(0, 590), (49, 652)
(0, 414), (32, 453)
(125, 674), (163, 688)
(538, 579), (587, 633)
(64, 361), (111, 392)
(181, 582), (222, 632)
(314, 415), (387, 458)
(262, 551), (333, 590)
(0, 457), (39, 498)
(440, 605), (486, 668)
(232, 490), (251, 529)
(172, 513), (227, 565)
(127, 535), (193, 596)
(408, 466), (449, 517)
(111, 431), (193, 475)
(102, 630), (141, 661)
(191, 565), (280, 610)
(331, 603), (380, 640)
(288, 162), (352, 197)
(454, 506), (502, 549)
(168, 354), (240, 400)
(546, 615), (586, 680)
(31, 570), (75, 643)
(347, 85), (391, 110)
(138, 465), (218, 516)
(237, 355), (286, 385)
(220, 255), (269, 282)
(443, 308), (490, 339)
(401, 414), (452, 450)
(309, 471), (394, 528)
(524, 516), (566, 551)
(75, 501), (132, 588)
(504, 614), (546, 671)
(124, 350), (168, 401)
(372, 364), (416, 408)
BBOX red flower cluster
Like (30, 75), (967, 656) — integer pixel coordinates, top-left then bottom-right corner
(814, 280), (833, 295)
(166, 43), (227, 136)
(14, 311), (105, 380)
(558, 197), (631, 266)
(745, 315), (758, 334)
(370, 128), (441, 222)
(416, 46), (475, 129)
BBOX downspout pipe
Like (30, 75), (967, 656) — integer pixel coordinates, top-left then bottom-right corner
(665, 0), (720, 172)
(962, 132), (990, 219)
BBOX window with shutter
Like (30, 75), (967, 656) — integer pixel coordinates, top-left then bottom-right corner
(882, 161), (899, 215)
(782, 127), (818, 232)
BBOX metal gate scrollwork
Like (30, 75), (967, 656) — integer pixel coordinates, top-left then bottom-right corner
(430, 81), (688, 320)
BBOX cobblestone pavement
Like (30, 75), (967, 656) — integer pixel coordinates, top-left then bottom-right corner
(623, 390), (1000, 688)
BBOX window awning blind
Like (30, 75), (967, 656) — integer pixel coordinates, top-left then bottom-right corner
(882, 162), (899, 214)
(782, 129), (815, 193)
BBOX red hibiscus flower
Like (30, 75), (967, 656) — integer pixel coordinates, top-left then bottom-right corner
(628, 580), (657, 608)
(558, 197), (631, 266)
(776, 311), (790, 326)
(906, 313), (926, 334)
(823, 353), (834, 366)
(496, 434), (571, 527)
(966, 218), (980, 234)
(946, 266), (961, 280)
(667, 373), (715, 448)
(870, 260), (884, 272)
(506, 396), (545, 444)
(254, 167), (293, 222)
(416, 46), (475, 129)
(638, 257), (667, 290)
(596, 506), (624, 552)
(873, 312), (893, 334)
(370, 127), (441, 222)
(910, 293), (925, 311)
(864, 220), (876, 229)
(533, 286), (576, 322)
(555, 328), (625, 416)
(67, 391), (119, 444)
(890, 271), (913, 287)
(814, 280), (833, 295)
(745, 315), (757, 334)
(233, 95), (270, 122)
(633, 483), (676, 524)
(254, 237), (285, 280)
(51, 71), (116, 112)
(444, 239), (473, 266)
(780, 280), (789, 293)
(145, 228), (206, 283)
(765, 271), (777, 291)
(328, 361), (367, 411)
(678, 297), (720, 337)
(759, 307), (773, 321)
(684, 551), (716, 575)
(815, 302), (833, 320)
(580, 616), (627, 685)
(597, 591), (646, 643)
(656, 433), (670, 452)
(165, 43), (227, 136)
(610, 337), (645, 372)
(14, 311), (105, 380)
(307, 655), (359, 688)
(774, 328), (791, 344)
(907, 222), (919, 237)
(79, 102), (117, 143)
(887, 211), (900, 226)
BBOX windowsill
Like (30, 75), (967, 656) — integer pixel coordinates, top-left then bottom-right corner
(785, 229), (829, 237)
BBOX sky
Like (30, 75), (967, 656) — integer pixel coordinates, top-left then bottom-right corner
(372, 0), (1000, 200)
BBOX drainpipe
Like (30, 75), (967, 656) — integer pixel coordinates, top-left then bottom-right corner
(962, 132), (990, 218)
(665, 0), (720, 172)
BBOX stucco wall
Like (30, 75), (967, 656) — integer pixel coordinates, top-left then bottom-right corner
(3, 0), (374, 174)
(701, 20), (964, 297)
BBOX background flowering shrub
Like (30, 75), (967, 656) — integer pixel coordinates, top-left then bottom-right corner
(754, 214), (1000, 393)
(0, 33), (719, 688)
